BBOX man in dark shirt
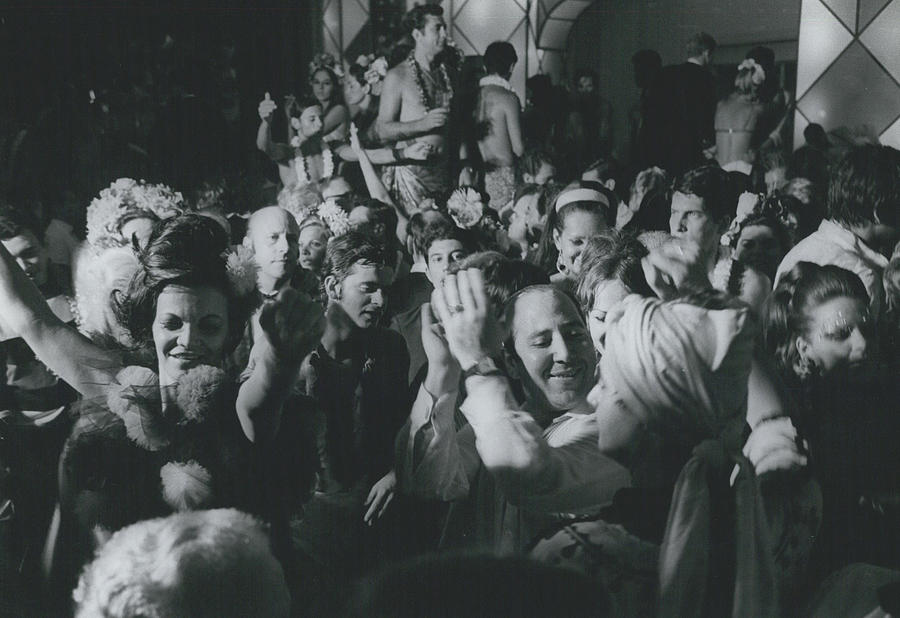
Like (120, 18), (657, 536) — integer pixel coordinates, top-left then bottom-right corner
(639, 32), (717, 176)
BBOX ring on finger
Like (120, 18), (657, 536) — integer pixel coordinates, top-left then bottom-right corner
(449, 304), (465, 315)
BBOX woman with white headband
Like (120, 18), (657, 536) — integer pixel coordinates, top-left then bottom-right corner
(534, 184), (611, 293)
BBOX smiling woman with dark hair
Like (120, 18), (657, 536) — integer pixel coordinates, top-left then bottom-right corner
(0, 214), (325, 594)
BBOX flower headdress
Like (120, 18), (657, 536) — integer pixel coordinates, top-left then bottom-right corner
(309, 52), (344, 80)
(277, 184), (322, 224)
(737, 58), (766, 86)
(363, 56), (388, 88)
(446, 186), (485, 229)
(317, 198), (352, 237)
(720, 191), (794, 249)
(721, 192), (764, 247)
(86, 178), (184, 249)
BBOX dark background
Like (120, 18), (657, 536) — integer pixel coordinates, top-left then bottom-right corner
(0, 1), (328, 225)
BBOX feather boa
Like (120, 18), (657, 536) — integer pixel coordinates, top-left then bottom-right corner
(105, 364), (229, 511)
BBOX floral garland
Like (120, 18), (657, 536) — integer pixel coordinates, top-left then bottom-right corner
(720, 192), (764, 247)
(86, 178), (184, 248)
(291, 145), (334, 188)
(408, 52), (453, 110)
(317, 199), (351, 237)
(479, 75), (516, 94)
(105, 364), (231, 511)
(447, 186), (484, 229)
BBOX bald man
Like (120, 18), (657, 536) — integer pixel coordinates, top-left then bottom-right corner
(230, 206), (313, 375)
(244, 206), (301, 298)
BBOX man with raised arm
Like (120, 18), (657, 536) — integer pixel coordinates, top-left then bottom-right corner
(377, 4), (454, 216)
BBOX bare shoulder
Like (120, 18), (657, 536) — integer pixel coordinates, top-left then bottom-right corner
(385, 62), (409, 83)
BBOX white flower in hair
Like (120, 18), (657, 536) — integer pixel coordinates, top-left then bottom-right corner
(290, 136), (301, 148)
(365, 56), (388, 86)
(317, 199), (351, 237)
(224, 245), (258, 296)
(737, 58), (766, 86)
(447, 187), (484, 229)
(356, 54), (373, 68)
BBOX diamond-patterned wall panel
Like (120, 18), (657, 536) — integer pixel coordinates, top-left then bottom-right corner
(858, 0), (892, 31)
(859, 0), (900, 83)
(881, 116), (900, 149)
(822, 0), (858, 30)
(341, 0), (369, 54)
(796, 0), (854, 98)
(796, 0), (900, 148)
(797, 41), (900, 135)
(453, 0), (524, 54)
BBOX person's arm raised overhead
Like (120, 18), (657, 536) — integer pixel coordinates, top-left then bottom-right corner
(0, 240), (119, 398)
(236, 288), (325, 443)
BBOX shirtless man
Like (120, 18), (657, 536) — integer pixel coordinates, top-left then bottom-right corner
(472, 41), (523, 211)
(377, 4), (453, 217)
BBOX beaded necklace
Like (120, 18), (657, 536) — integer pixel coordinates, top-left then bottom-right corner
(408, 52), (453, 110)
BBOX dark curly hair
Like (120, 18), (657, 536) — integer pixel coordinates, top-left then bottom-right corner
(322, 230), (391, 286)
(112, 214), (256, 354)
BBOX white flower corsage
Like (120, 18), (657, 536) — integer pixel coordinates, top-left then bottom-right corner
(223, 245), (258, 296)
(160, 460), (213, 511)
(447, 187), (484, 229)
(317, 199), (352, 237)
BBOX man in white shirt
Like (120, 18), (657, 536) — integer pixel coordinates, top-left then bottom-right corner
(398, 272), (629, 553)
(776, 144), (900, 316)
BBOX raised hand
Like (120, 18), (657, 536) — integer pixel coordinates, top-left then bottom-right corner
(349, 122), (363, 154)
(430, 269), (502, 371)
(258, 288), (325, 365)
(421, 302), (457, 372)
(642, 237), (710, 300)
(258, 92), (277, 123)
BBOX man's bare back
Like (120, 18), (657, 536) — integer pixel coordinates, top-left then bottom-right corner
(476, 85), (523, 168)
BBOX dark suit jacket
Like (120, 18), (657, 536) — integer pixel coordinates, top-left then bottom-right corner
(639, 62), (716, 176)
(385, 271), (433, 323)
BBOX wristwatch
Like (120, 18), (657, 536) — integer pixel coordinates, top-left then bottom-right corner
(462, 356), (504, 380)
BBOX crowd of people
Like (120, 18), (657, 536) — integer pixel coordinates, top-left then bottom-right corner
(2, 3), (900, 616)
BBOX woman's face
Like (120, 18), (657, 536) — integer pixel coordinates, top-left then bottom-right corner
(299, 105), (323, 138)
(512, 193), (542, 230)
(343, 75), (368, 106)
(311, 70), (335, 105)
(587, 279), (631, 354)
(298, 225), (327, 272)
(798, 295), (871, 377)
(153, 284), (229, 384)
(734, 224), (784, 272)
(554, 210), (606, 277)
